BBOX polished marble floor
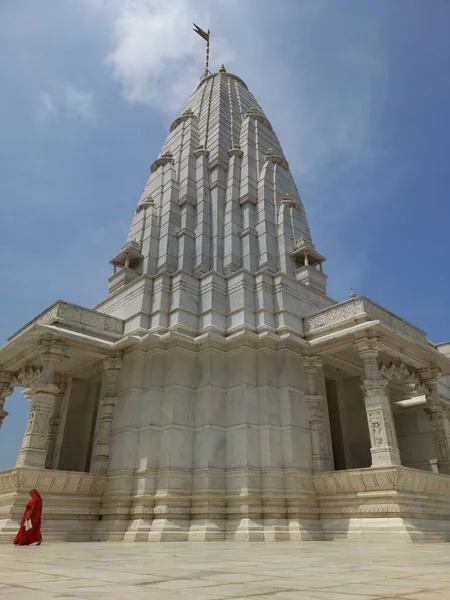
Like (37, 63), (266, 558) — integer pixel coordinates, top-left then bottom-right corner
(1, 542), (450, 599)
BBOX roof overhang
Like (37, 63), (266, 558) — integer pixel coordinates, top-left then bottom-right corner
(304, 295), (450, 375)
(0, 301), (126, 376)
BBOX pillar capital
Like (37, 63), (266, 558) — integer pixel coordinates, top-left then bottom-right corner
(103, 356), (123, 377)
(302, 355), (323, 374)
(419, 367), (442, 387)
(361, 379), (389, 397)
(38, 336), (67, 386)
(355, 336), (383, 381)
(354, 336), (382, 360)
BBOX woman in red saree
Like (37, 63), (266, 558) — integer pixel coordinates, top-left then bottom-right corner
(13, 489), (43, 546)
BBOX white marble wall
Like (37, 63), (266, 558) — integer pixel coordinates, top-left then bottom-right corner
(95, 342), (324, 541)
(95, 269), (332, 339)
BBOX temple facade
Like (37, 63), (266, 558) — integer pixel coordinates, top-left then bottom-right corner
(1, 66), (450, 542)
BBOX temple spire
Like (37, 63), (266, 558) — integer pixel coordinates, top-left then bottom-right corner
(107, 67), (327, 296)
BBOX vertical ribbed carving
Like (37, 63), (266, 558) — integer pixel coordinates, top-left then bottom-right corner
(177, 113), (199, 272)
(157, 163), (180, 273)
(223, 146), (243, 273)
(277, 197), (293, 275)
(257, 159), (277, 272)
(194, 147), (211, 273)
(142, 204), (160, 275)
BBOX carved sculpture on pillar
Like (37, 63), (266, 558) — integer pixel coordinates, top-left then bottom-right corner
(420, 367), (450, 474)
(354, 336), (401, 467)
(90, 355), (123, 474)
(0, 371), (13, 429)
(16, 337), (66, 468)
(303, 355), (333, 471)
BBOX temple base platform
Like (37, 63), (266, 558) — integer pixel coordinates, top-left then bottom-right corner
(1, 465), (450, 543)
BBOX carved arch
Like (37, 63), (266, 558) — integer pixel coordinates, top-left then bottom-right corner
(379, 361), (430, 396)
(6, 366), (42, 396)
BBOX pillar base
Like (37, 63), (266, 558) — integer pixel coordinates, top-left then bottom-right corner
(370, 447), (401, 467)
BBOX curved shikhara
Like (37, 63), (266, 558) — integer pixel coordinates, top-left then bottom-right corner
(123, 71), (315, 280)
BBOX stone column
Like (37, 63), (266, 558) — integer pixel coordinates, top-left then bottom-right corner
(355, 337), (401, 467)
(0, 372), (12, 429)
(16, 338), (66, 468)
(45, 375), (68, 469)
(420, 367), (450, 474)
(303, 356), (333, 471)
(90, 356), (122, 474)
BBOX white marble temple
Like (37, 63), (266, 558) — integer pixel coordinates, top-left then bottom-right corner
(1, 67), (450, 543)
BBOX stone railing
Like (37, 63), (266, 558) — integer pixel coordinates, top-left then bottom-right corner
(0, 467), (105, 496)
(313, 465), (450, 496)
(8, 301), (124, 343)
(303, 296), (427, 345)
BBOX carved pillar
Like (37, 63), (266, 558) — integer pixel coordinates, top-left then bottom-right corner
(355, 337), (401, 467)
(420, 367), (450, 474)
(45, 375), (68, 469)
(0, 372), (13, 429)
(16, 338), (66, 468)
(303, 356), (333, 471)
(90, 356), (123, 474)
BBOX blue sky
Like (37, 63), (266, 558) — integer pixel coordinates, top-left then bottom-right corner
(1, 0), (450, 469)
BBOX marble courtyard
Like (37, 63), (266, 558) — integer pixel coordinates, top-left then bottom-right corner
(1, 65), (450, 543)
(2, 542), (450, 599)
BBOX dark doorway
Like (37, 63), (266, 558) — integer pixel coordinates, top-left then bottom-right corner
(325, 378), (346, 470)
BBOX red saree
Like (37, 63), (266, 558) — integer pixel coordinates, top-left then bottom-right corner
(13, 489), (43, 545)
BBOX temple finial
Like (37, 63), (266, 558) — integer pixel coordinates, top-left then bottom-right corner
(219, 64), (227, 73)
(349, 288), (356, 298)
(193, 23), (210, 74)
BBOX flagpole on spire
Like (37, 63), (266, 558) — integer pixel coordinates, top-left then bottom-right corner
(193, 23), (210, 74)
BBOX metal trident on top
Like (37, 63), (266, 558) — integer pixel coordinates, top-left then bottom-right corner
(193, 23), (210, 74)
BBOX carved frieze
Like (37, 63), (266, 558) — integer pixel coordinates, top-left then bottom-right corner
(304, 299), (365, 333)
(0, 467), (105, 496)
(304, 297), (426, 345)
(35, 302), (124, 336)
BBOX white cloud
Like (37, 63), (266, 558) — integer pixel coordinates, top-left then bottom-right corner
(85, 0), (234, 113)
(37, 86), (96, 123)
(83, 0), (386, 180)
(65, 85), (96, 120)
